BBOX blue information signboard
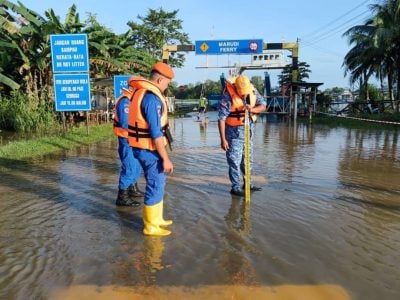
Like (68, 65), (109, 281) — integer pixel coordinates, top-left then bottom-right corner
(195, 39), (263, 55)
(113, 75), (133, 99)
(50, 34), (89, 73)
(54, 74), (91, 111)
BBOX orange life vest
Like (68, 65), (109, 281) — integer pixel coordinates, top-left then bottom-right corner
(225, 80), (257, 126)
(113, 88), (134, 138)
(127, 77), (169, 151)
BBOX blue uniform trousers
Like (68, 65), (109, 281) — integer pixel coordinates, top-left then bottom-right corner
(118, 137), (141, 190)
(225, 123), (255, 190)
(132, 148), (165, 206)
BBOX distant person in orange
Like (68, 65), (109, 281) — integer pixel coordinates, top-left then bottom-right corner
(127, 62), (174, 236)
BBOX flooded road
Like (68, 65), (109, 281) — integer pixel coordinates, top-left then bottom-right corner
(1, 112), (399, 299)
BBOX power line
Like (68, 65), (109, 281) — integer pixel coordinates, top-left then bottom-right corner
(299, 18), (374, 81)
(303, 43), (345, 58)
(300, 0), (371, 41)
(301, 9), (372, 46)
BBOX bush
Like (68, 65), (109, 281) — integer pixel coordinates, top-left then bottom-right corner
(0, 91), (59, 132)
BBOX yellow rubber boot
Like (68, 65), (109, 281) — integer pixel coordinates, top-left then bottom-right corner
(157, 200), (173, 227)
(143, 203), (171, 236)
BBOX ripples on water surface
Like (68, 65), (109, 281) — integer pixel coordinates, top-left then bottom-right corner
(0, 112), (399, 299)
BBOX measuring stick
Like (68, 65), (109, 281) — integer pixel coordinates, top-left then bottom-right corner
(244, 108), (251, 203)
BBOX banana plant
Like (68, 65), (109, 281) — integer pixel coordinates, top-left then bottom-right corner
(0, 0), (45, 93)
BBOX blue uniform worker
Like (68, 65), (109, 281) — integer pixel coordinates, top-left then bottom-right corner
(113, 94), (143, 206)
(218, 75), (266, 196)
(132, 93), (166, 206)
(127, 62), (174, 236)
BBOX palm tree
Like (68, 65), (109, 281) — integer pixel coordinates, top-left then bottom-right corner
(370, 0), (400, 109)
(343, 23), (378, 101)
(344, 0), (400, 109)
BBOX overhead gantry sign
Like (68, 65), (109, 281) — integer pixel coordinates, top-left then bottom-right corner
(162, 39), (299, 82)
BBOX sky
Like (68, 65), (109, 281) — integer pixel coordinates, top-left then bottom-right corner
(21, 0), (376, 90)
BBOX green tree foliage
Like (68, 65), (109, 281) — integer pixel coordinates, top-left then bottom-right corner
(277, 61), (311, 87)
(316, 92), (333, 110)
(250, 76), (264, 94)
(360, 84), (383, 101)
(127, 8), (191, 67)
(343, 0), (400, 109)
(84, 13), (153, 79)
(0, 3), (190, 97)
(0, 2), (193, 130)
(0, 0), (46, 93)
(324, 87), (345, 96)
(173, 79), (224, 99)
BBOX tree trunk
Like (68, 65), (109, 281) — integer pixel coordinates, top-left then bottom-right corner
(396, 62), (400, 112)
(388, 72), (394, 109)
(364, 72), (369, 101)
(33, 70), (39, 100)
(359, 77), (363, 102)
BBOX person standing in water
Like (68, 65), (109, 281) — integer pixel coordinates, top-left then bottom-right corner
(127, 62), (175, 236)
(218, 75), (266, 196)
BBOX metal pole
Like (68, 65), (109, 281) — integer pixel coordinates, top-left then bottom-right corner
(313, 88), (317, 112)
(62, 112), (67, 133)
(86, 112), (89, 136)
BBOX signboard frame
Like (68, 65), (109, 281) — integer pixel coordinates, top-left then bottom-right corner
(53, 73), (91, 112)
(195, 39), (263, 55)
(50, 34), (90, 73)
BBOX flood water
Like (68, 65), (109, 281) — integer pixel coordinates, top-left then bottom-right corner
(1, 112), (399, 300)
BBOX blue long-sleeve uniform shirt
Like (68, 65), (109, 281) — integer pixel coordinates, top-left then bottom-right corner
(141, 92), (164, 140)
(116, 97), (130, 144)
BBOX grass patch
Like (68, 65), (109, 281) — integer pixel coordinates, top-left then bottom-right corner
(0, 123), (113, 161)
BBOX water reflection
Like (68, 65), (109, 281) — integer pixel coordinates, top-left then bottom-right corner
(199, 119), (208, 143)
(225, 197), (251, 235)
(338, 128), (400, 205)
(222, 197), (255, 285)
(143, 237), (165, 273)
(1, 114), (400, 299)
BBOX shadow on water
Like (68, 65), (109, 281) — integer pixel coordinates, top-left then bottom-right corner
(0, 142), (152, 299)
(0, 155), (123, 224)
